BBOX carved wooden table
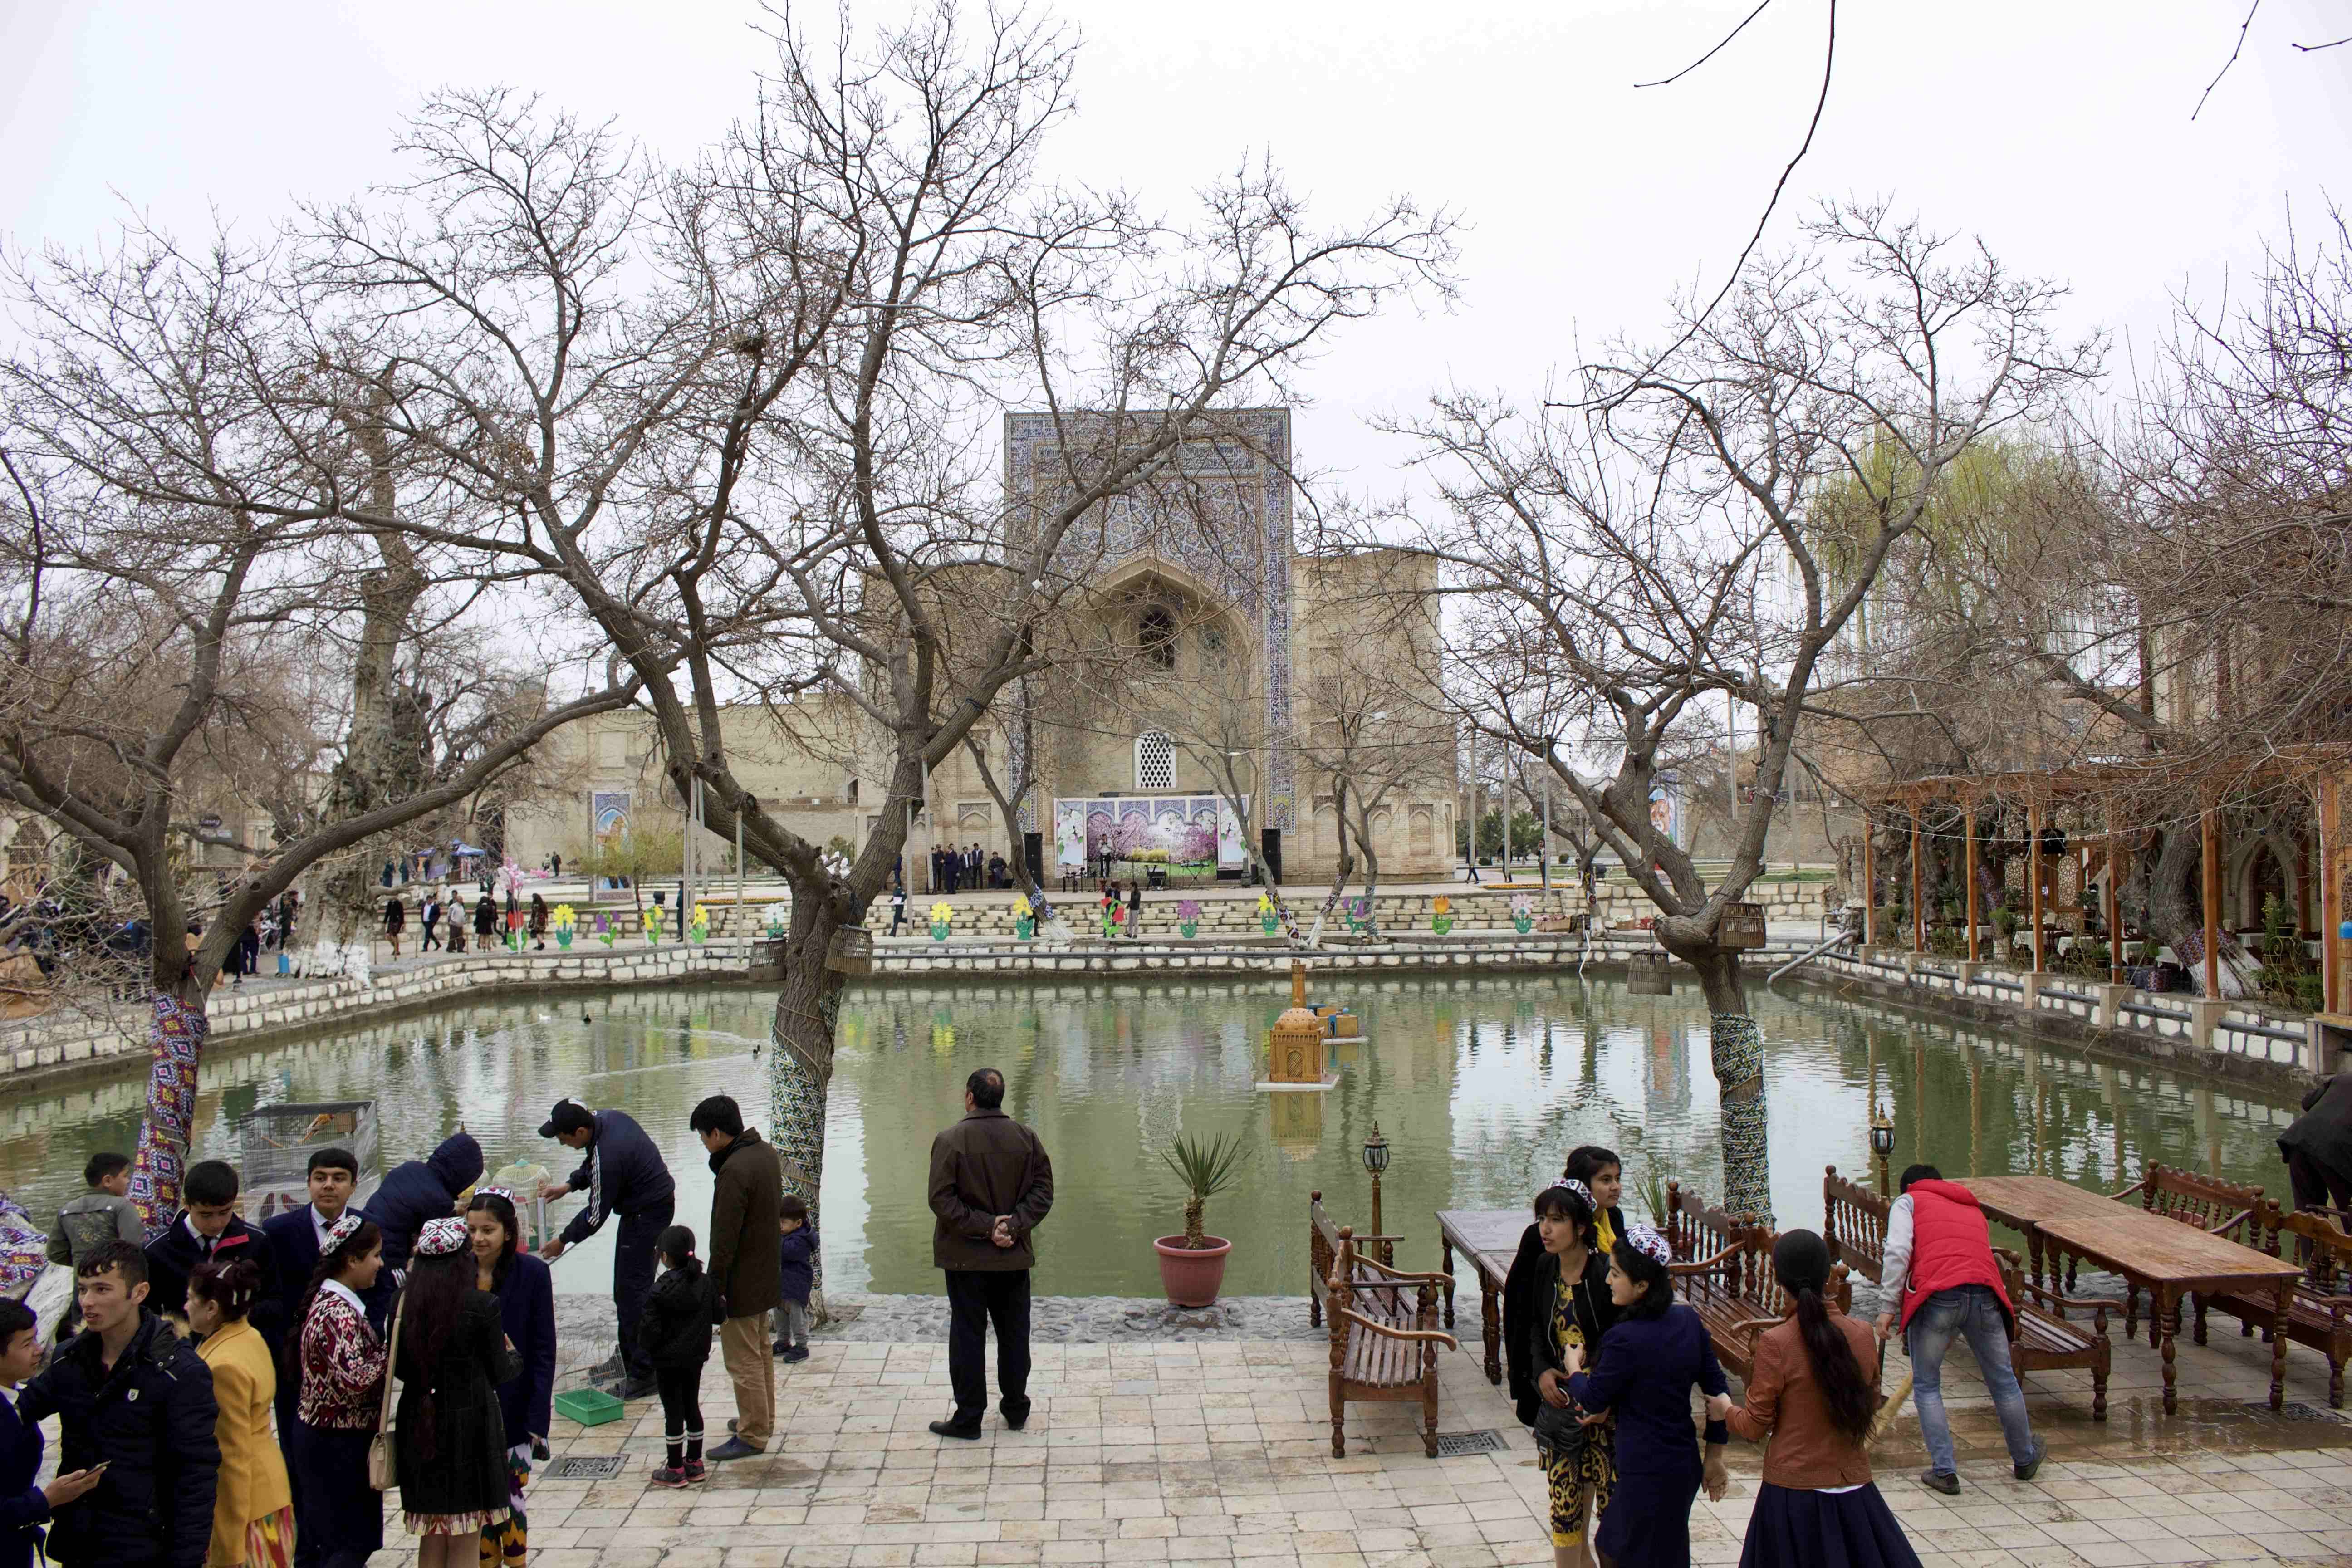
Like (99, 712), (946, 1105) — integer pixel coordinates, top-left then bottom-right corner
(1964, 1174), (2300, 1415)
(1435, 1208), (1528, 1386)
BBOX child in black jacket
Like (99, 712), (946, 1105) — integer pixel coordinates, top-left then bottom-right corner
(638, 1226), (719, 1486)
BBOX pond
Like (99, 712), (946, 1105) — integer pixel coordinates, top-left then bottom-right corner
(0, 974), (2303, 1298)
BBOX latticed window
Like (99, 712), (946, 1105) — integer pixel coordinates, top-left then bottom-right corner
(1135, 730), (1175, 791)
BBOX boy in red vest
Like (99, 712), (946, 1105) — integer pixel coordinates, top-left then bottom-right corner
(1874, 1164), (2045, 1494)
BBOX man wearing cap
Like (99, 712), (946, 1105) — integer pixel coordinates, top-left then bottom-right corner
(536, 1099), (675, 1399)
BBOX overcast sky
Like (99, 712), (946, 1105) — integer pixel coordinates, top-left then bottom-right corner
(5, 0), (2350, 507)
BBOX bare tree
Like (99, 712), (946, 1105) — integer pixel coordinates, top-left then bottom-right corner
(300, 10), (1454, 1285)
(0, 227), (637, 1227)
(1388, 201), (2098, 1217)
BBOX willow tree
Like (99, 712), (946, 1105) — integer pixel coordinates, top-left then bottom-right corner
(304, 8), (1454, 1286)
(1390, 201), (2099, 1218)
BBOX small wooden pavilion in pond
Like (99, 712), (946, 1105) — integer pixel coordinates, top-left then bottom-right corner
(1861, 746), (2352, 1018)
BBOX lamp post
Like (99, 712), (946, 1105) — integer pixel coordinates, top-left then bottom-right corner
(1362, 1121), (1391, 1260)
(1868, 1097), (1896, 1197)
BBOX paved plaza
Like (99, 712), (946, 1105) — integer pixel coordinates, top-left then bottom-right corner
(381, 1289), (2352, 1568)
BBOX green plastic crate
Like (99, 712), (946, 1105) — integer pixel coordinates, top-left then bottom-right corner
(554, 1386), (626, 1427)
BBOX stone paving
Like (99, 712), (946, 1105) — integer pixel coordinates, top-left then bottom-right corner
(380, 1286), (2352, 1568)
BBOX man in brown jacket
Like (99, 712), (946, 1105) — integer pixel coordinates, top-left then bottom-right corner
(692, 1094), (782, 1462)
(927, 1067), (1054, 1439)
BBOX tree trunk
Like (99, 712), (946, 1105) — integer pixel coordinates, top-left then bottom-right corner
(2136, 824), (2258, 997)
(125, 980), (211, 1237)
(1682, 943), (1771, 1223)
(767, 902), (848, 1321)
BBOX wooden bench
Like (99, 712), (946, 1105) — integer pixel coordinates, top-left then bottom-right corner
(1821, 1168), (2115, 1420)
(1660, 1183), (1850, 1382)
(1308, 1191), (1403, 1328)
(2107, 1164), (2263, 1341)
(2202, 1204), (2352, 1406)
(1323, 1226), (1457, 1457)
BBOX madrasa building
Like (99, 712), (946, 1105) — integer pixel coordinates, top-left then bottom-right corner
(506, 409), (1458, 888)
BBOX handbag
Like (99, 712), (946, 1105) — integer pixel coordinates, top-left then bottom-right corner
(367, 1291), (406, 1491)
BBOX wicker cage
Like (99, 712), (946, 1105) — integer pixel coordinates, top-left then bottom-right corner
(1627, 951), (1675, 995)
(1719, 902), (1767, 949)
(825, 926), (874, 974)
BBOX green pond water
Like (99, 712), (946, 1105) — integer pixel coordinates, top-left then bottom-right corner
(0, 976), (2303, 1297)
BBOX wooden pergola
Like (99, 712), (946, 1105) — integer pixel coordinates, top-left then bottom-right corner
(1863, 747), (2352, 1015)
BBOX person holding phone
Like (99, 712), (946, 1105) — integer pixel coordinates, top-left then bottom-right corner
(0, 1298), (105, 1568)
(17, 1242), (222, 1568)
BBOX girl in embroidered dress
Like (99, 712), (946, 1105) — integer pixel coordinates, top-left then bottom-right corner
(285, 1215), (387, 1568)
(1512, 1181), (1618, 1568)
(393, 1218), (520, 1565)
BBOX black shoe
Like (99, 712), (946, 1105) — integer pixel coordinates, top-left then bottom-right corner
(706, 1437), (764, 1463)
(1918, 1469), (1960, 1495)
(928, 1419), (983, 1441)
(773, 1338), (791, 1356)
(2013, 1440), (2048, 1482)
(781, 1345), (809, 1363)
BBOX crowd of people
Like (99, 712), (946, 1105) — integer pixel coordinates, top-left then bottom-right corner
(379, 889), (556, 961)
(0, 1088), (830, 1568)
(3, 1079), (2074, 1568)
(1499, 1146), (2049, 1568)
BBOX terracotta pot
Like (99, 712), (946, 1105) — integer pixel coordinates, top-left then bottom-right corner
(1152, 1235), (1233, 1308)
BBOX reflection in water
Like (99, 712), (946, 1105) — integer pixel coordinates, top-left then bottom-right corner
(0, 976), (2306, 1297)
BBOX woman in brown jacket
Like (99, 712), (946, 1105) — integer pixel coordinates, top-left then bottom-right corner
(1708, 1230), (1922, 1568)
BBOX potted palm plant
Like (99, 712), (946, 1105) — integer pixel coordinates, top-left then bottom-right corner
(1153, 1131), (1247, 1307)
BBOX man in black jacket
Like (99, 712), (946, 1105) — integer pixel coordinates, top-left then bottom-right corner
(363, 1130), (483, 1273)
(2281, 1071), (2352, 1211)
(140, 1160), (285, 1356)
(538, 1099), (676, 1399)
(19, 1243), (219, 1568)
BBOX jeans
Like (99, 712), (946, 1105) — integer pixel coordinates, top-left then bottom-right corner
(615, 1197), (675, 1381)
(944, 1269), (1031, 1424)
(1907, 1283), (2037, 1475)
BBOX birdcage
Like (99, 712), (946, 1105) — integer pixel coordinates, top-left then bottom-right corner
(238, 1100), (378, 1221)
(1719, 902), (1768, 949)
(824, 926), (873, 975)
(1627, 952), (1675, 996)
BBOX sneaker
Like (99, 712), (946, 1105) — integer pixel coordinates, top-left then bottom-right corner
(773, 1338), (792, 1356)
(1918, 1469), (1960, 1495)
(682, 1459), (708, 1484)
(780, 1344), (809, 1363)
(650, 1465), (689, 1489)
(2013, 1440), (2048, 1482)
(706, 1436), (764, 1463)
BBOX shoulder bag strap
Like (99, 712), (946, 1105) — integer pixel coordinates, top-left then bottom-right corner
(376, 1292), (406, 1435)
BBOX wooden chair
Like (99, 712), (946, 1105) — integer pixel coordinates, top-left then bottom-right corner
(1308, 1191), (1403, 1327)
(1823, 1165), (1888, 1283)
(1661, 1182), (1849, 1382)
(1323, 1226), (1458, 1457)
(1820, 1168), (2114, 1420)
(2204, 1204), (2352, 1406)
(1995, 1248), (2116, 1422)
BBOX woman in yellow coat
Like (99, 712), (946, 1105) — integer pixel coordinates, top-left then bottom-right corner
(188, 1255), (296, 1568)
